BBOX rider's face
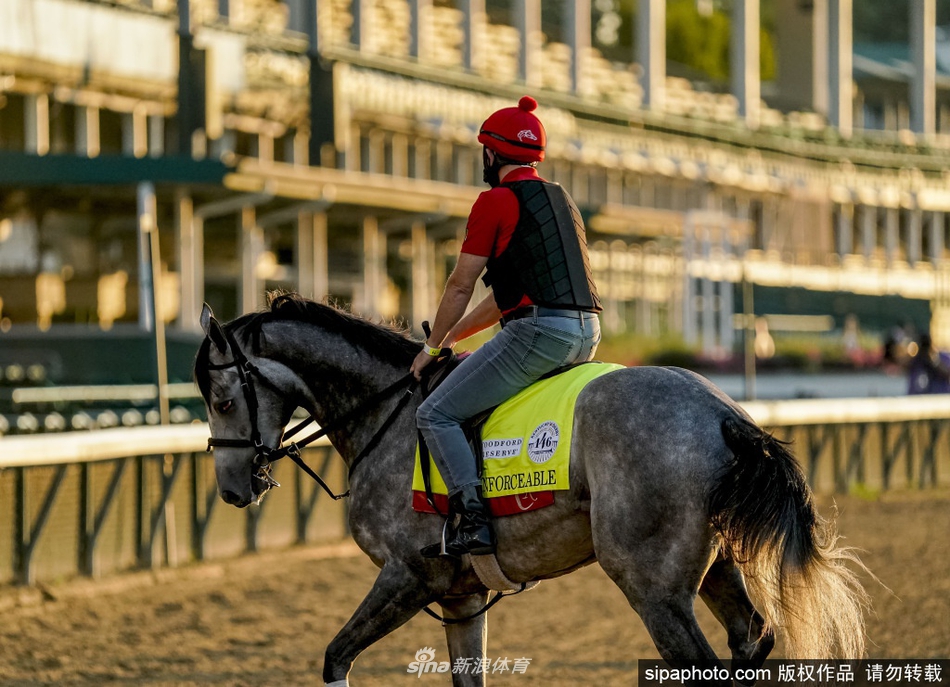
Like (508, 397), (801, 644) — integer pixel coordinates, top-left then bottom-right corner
(482, 147), (501, 187)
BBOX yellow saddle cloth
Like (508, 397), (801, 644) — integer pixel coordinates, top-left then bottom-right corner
(412, 362), (624, 516)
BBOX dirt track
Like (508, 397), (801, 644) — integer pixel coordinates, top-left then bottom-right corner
(1, 491), (948, 686)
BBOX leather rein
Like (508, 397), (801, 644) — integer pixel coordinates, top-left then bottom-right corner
(204, 328), (417, 500)
(203, 328), (525, 626)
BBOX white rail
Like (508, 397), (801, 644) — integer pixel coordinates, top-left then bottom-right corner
(0, 422), (331, 468)
(742, 394), (950, 427)
(2, 396), (950, 469)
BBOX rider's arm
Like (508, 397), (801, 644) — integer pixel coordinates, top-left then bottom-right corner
(410, 252), (488, 379)
(444, 293), (502, 348)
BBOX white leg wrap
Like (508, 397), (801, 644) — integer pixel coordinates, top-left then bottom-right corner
(325, 681), (349, 687)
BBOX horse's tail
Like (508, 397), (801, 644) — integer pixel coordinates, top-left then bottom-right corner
(707, 416), (870, 659)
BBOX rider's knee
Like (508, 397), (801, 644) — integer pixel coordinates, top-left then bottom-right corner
(415, 396), (438, 430)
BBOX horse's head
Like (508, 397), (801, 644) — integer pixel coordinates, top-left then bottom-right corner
(196, 304), (305, 508)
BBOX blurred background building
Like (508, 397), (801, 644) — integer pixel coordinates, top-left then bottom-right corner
(2, 0), (950, 430)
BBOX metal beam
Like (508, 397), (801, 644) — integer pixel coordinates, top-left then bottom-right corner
(461, 0), (486, 72)
(731, 0), (760, 128)
(911, 0), (937, 135)
(257, 199), (333, 228)
(637, 0), (666, 111)
(409, 0), (432, 60)
(828, 0), (853, 137)
(564, 0), (591, 96)
(513, 0), (542, 89)
(193, 191), (275, 220)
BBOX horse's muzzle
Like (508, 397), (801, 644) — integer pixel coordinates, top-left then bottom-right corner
(221, 489), (249, 507)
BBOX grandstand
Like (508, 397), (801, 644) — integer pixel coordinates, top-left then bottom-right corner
(1, 0), (950, 433)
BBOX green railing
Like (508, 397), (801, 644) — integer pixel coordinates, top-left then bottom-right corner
(0, 425), (346, 587)
(2, 395), (949, 587)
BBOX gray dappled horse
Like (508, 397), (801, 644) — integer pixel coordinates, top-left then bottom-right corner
(195, 294), (869, 686)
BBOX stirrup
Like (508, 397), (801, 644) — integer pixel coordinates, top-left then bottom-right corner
(420, 519), (460, 559)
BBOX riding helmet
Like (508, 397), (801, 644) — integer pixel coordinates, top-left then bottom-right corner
(478, 95), (546, 163)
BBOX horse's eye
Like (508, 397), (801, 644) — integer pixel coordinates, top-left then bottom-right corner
(216, 400), (234, 414)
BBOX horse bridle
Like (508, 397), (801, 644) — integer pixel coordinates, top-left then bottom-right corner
(204, 327), (527, 625)
(204, 328), (417, 500)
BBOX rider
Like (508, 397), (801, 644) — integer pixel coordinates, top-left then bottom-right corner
(410, 95), (602, 557)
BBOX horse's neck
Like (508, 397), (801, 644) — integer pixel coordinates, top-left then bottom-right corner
(264, 324), (412, 464)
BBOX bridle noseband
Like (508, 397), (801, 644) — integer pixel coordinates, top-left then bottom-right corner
(204, 328), (416, 500)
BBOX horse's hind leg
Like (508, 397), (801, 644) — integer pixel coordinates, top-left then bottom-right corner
(592, 513), (727, 684)
(699, 556), (774, 678)
(440, 592), (490, 687)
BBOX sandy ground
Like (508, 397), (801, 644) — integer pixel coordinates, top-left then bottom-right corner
(1, 491), (948, 686)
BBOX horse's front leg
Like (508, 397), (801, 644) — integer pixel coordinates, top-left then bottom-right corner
(440, 592), (490, 687)
(323, 561), (432, 686)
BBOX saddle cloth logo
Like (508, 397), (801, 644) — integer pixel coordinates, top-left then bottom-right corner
(413, 362), (623, 516)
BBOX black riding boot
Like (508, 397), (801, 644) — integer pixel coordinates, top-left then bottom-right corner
(444, 486), (496, 557)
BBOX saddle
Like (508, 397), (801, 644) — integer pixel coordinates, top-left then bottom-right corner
(416, 351), (581, 517)
(416, 352), (589, 593)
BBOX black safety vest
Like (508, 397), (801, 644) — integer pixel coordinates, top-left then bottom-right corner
(483, 180), (602, 313)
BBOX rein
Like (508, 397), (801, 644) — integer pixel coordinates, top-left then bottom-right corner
(203, 324), (525, 626)
(205, 328), (417, 500)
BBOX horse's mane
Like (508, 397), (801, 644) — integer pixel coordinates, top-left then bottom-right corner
(194, 293), (419, 400)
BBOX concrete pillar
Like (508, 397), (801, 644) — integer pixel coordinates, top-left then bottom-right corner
(413, 138), (432, 180)
(908, 208), (923, 265)
(861, 205), (876, 262)
(720, 279), (734, 355)
(774, 0), (828, 115)
(148, 114), (164, 157)
(564, 0), (592, 96)
(258, 133), (274, 163)
(700, 226), (716, 356)
(682, 217), (696, 346)
(241, 206), (264, 313)
(391, 133), (409, 177)
(411, 220), (434, 332)
(176, 193), (203, 332)
(731, 0), (760, 129)
(885, 207), (899, 265)
(836, 203), (854, 256)
(76, 105), (100, 158)
(828, 0), (853, 137)
(513, 0), (542, 89)
(410, 0), (432, 60)
(911, 0), (936, 135)
(137, 182), (158, 332)
(735, 196), (752, 254)
(25, 93), (50, 156)
(637, 0), (665, 111)
(931, 211), (946, 264)
(352, 0), (375, 52)
(362, 215), (384, 317)
(461, 0), (485, 72)
(122, 113), (136, 157)
(297, 211), (329, 300)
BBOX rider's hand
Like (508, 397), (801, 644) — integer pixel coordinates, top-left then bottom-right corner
(410, 348), (439, 381)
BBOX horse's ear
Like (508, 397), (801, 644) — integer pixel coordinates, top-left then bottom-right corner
(200, 303), (228, 354)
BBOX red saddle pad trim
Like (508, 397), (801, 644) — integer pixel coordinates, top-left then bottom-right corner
(412, 490), (555, 517)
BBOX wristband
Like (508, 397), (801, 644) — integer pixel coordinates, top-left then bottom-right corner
(423, 343), (441, 357)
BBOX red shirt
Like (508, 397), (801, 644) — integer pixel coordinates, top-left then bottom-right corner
(461, 166), (542, 313)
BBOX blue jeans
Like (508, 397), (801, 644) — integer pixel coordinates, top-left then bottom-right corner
(416, 310), (601, 496)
